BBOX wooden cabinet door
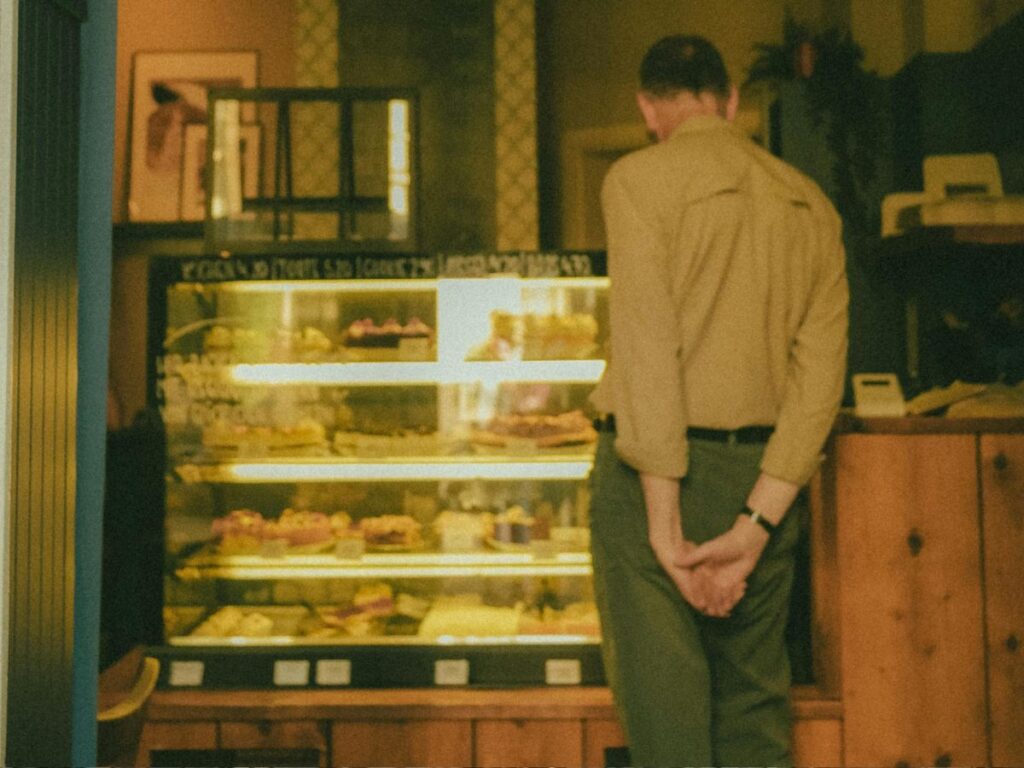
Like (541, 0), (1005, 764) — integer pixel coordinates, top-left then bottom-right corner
(475, 719), (583, 767)
(835, 434), (987, 767)
(791, 718), (842, 768)
(135, 721), (217, 768)
(331, 720), (471, 768)
(981, 434), (1024, 768)
(220, 720), (327, 768)
(582, 718), (626, 768)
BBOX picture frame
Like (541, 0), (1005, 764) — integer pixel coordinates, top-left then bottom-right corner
(127, 50), (258, 222)
(179, 123), (262, 222)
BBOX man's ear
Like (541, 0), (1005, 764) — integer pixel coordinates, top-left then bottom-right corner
(724, 85), (740, 122)
(636, 91), (660, 135)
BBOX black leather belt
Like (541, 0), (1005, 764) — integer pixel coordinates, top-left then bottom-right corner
(687, 425), (774, 444)
(592, 415), (773, 444)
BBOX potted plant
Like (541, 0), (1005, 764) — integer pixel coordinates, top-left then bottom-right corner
(747, 14), (888, 238)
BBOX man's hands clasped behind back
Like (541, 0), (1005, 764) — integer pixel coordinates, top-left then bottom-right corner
(652, 518), (770, 618)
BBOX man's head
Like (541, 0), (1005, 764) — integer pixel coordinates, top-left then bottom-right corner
(636, 35), (738, 141)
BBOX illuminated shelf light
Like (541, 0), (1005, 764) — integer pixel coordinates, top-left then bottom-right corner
(188, 279), (438, 294)
(229, 360), (606, 386)
(221, 459), (593, 482)
(177, 561), (593, 580)
(171, 634), (600, 648)
(176, 276), (609, 295)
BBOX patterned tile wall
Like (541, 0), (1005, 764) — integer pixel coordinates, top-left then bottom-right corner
(494, 0), (539, 250)
(293, 0), (340, 238)
(297, 0), (538, 249)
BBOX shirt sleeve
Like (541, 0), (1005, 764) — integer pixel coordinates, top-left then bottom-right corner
(760, 208), (849, 485)
(602, 163), (690, 479)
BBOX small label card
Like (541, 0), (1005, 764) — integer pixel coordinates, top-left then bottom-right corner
(398, 337), (431, 361)
(315, 659), (352, 686)
(260, 539), (288, 558)
(530, 539), (557, 560)
(334, 538), (365, 559)
(168, 660), (205, 687)
(434, 659), (470, 686)
(273, 659), (311, 687)
(545, 659), (582, 686)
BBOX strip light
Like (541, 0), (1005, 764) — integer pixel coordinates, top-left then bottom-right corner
(199, 279), (437, 294)
(224, 459), (593, 482)
(229, 360), (606, 386)
(172, 634), (600, 647)
(178, 562), (593, 580)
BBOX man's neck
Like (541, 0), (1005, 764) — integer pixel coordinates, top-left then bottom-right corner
(644, 91), (723, 142)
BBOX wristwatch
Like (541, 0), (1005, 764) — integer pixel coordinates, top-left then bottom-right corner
(740, 505), (777, 535)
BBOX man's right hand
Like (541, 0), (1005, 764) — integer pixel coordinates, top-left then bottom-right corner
(653, 539), (746, 618)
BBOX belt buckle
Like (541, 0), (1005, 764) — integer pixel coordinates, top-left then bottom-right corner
(726, 430), (738, 447)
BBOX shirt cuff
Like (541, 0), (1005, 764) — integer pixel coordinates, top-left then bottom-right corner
(614, 433), (688, 479)
(759, 448), (823, 487)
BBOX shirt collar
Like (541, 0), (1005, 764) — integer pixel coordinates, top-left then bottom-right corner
(666, 113), (737, 141)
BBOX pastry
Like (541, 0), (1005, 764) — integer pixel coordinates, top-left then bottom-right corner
(202, 326), (268, 358)
(479, 312), (599, 360)
(417, 601), (523, 639)
(190, 606), (245, 637)
(211, 509), (266, 554)
(433, 510), (486, 551)
(471, 409), (598, 448)
(322, 583), (396, 636)
(342, 317), (434, 348)
(263, 508), (333, 548)
(486, 505), (533, 546)
(329, 511), (362, 540)
(202, 418), (326, 453)
(235, 611), (275, 637)
(332, 429), (439, 457)
(518, 601), (601, 636)
(359, 514), (423, 549)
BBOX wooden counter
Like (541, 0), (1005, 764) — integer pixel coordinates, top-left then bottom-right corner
(132, 416), (1021, 767)
(139, 685), (841, 768)
(824, 417), (1023, 767)
(835, 412), (1024, 434)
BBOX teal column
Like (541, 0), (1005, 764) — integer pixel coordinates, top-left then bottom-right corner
(72, 0), (118, 765)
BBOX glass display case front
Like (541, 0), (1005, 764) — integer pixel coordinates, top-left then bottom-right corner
(150, 251), (609, 688)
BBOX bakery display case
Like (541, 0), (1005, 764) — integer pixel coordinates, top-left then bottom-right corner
(149, 251), (609, 688)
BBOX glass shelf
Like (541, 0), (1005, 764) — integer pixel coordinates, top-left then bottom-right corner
(175, 550), (593, 581)
(177, 455), (595, 483)
(152, 254), (609, 685)
(228, 360), (606, 386)
(170, 633), (601, 647)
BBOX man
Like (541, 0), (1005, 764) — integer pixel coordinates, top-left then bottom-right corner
(588, 35), (848, 766)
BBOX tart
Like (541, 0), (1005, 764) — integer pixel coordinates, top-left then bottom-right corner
(471, 409), (597, 449)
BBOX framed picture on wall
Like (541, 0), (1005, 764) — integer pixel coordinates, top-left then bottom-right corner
(179, 123), (262, 222)
(127, 50), (258, 222)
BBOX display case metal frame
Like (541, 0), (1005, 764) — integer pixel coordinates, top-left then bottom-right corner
(203, 87), (419, 255)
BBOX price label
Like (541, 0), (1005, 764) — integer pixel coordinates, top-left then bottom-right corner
(439, 528), (478, 552)
(398, 337), (431, 361)
(168, 660), (204, 687)
(260, 539), (288, 558)
(273, 660), (310, 687)
(530, 540), (557, 560)
(316, 660), (352, 686)
(334, 539), (365, 560)
(434, 659), (470, 686)
(545, 659), (582, 686)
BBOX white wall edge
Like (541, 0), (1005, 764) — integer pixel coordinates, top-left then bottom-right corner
(0, 0), (18, 761)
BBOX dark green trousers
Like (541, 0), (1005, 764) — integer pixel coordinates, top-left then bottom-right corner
(589, 431), (801, 767)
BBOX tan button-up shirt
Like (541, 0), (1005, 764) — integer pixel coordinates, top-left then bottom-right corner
(590, 114), (848, 485)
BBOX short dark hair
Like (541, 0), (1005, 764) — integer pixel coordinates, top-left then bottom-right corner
(639, 35), (731, 99)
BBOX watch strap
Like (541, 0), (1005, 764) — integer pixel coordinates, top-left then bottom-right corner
(740, 505), (777, 535)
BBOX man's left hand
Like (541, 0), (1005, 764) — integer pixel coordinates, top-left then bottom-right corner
(674, 517), (770, 613)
